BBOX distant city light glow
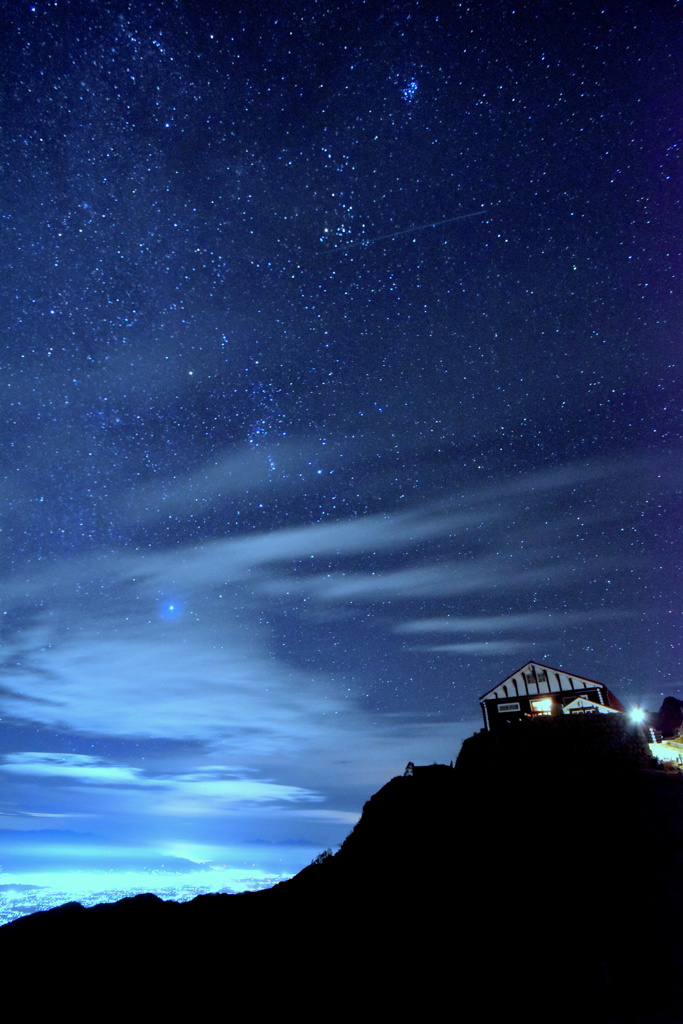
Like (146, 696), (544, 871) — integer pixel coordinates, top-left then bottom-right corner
(0, 864), (292, 927)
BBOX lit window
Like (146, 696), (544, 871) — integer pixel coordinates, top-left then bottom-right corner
(531, 698), (553, 716)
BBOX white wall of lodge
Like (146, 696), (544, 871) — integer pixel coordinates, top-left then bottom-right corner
(563, 696), (619, 714)
(481, 663), (605, 703)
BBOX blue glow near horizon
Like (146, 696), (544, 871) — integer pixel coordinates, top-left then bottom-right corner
(0, 836), (323, 925)
(0, 864), (294, 926)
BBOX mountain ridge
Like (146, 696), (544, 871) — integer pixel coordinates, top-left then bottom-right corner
(3, 715), (683, 1022)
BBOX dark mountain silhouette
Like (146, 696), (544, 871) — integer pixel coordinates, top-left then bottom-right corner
(655, 696), (683, 738)
(2, 715), (682, 1023)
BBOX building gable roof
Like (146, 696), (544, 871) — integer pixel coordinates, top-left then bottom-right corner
(479, 662), (608, 703)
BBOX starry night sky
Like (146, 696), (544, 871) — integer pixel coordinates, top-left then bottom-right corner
(0, 0), (680, 908)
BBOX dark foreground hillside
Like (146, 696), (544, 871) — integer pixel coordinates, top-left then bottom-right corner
(3, 716), (682, 1023)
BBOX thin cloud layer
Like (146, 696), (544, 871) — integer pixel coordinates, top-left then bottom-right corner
(396, 609), (630, 635)
(0, 624), (342, 745)
(420, 641), (529, 655)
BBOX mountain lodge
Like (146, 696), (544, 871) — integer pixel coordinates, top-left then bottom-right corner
(480, 661), (624, 732)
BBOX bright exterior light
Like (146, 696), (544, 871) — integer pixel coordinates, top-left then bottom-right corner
(630, 707), (646, 724)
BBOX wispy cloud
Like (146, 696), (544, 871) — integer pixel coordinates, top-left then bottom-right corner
(126, 440), (335, 521)
(395, 609), (630, 635)
(124, 503), (493, 591)
(0, 751), (324, 822)
(0, 623), (341, 745)
(417, 640), (529, 655)
(0, 752), (163, 787)
(261, 554), (586, 602)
